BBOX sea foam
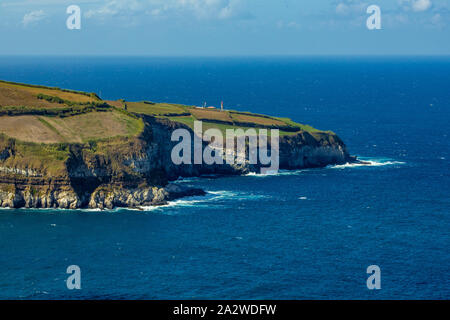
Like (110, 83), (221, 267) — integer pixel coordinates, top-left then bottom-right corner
(328, 157), (405, 169)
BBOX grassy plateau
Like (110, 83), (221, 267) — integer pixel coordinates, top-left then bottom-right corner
(0, 80), (331, 176)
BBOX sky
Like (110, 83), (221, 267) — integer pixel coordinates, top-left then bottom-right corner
(0, 0), (449, 56)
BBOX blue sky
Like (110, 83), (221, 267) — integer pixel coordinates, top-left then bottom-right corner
(0, 0), (449, 55)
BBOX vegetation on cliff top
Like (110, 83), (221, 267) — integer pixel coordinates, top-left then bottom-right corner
(0, 80), (336, 176)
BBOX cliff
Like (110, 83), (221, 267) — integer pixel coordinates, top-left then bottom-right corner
(0, 80), (353, 209)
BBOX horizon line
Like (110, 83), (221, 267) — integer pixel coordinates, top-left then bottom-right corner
(1, 54), (450, 58)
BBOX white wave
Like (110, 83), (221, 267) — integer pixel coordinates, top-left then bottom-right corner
(210, 190), (269, 201)
(139, 194), (216, 212)
(246, 169), (305, 178)
(328, 157), (405, 169)
(82, 208), (104, 212)
(29, 207), (106, 213)
(139, 190), (268, 212)
(175, 176), (202, 183)
(207, 190), (238, 197)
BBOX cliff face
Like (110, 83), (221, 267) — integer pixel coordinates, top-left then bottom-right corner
(0, 116), (351, 209)
(145, 117), (351, 178)
(279, 131), (350, 169)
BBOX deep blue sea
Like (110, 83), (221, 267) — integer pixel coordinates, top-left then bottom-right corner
(0, 57), (448, 299)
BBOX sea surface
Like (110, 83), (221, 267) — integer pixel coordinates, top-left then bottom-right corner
(0, 56), (449, 299)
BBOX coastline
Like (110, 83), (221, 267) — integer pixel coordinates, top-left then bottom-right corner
(0, 157), (408, 211)
(0, 124), (355, 210)
(0, 81), (354, 210)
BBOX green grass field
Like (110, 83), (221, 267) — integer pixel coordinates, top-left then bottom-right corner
(125, 101), (319, 136)
(0, 80), (330, 176)
(126, 101), (188, 116)
(0, 79), (343, 183)
(0, 80), (326, 141)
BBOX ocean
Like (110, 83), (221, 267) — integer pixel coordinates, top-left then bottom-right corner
(0, 56), (448, 299)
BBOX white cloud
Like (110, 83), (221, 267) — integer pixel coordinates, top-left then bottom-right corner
(334, 1), (369, 16)
(85, 0), (246, 20)
(85, 0), (144, 18)
(430, 12), (446, 28)
(335, 3), (350, 15)
(431, 13), (441, 23)
(175, 0), (240, 19)
(22, 9), (46, 26)
(412, 0), (432, 11)
(400, 0), (433, 12)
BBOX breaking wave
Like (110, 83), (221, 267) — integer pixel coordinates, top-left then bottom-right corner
(139, 190), (269, 212)
(245, 169), (306, 178)
(328, 157), (406, 169)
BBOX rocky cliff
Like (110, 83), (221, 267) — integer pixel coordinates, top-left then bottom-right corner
(0, 115), (352, 210)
